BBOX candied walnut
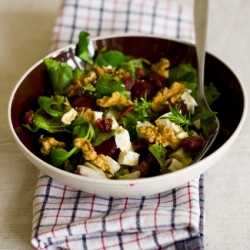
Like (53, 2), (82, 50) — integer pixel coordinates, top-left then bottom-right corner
(152, 82), (188, 112)
(115, 68), (131, 79)
(39, 137), (66, 156)
(137, 125), (158, 143)
(151, 58), (170, 78)
(94, 66), (115, 76)
(73, 138), (97, 160)
(91, 154), (110, 172)
(75, 107), (93, 122)
(73, 138), (111, 173)
(97, 91), (133, 110)
(155, 125), (179, 149)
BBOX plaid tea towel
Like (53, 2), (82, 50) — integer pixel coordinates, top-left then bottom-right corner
(31, 0), (204, 249)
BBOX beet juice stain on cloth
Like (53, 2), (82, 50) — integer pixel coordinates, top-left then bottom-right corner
(31, 1), (204, 249)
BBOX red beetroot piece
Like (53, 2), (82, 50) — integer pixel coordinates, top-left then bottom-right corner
(71, 95), (98, 111)
(179, 136), (203, 154)
(146, 71), (167, 91)
(132, 138), (150, 152)
(123, 76), (135, 90)
(136, 67), (145, 79)
(131, 80), (157, 101)
(94, 136), (120, 159)
(132, 152), (160, 177)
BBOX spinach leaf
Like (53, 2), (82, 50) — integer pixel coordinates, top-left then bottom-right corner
(50, 147), (78, 167)
(37, 95), (71, 118)
(95, 75), (125, 96)
(92, 130), (116, 146)
(96, 50), (124, 67)
(204, 82), (220, 105)
(76, 31), (93, 65)
(44, 58), (73, 92)
(23, 113), (69, 133)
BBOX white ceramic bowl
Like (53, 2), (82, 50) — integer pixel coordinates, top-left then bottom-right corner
(8, 34), (248, 197)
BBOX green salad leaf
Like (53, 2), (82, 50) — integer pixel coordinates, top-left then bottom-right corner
(37, 95), (71, 118)
(76, 31), (93, 65)
(204, 82), (221, 105)
(120, 58), (150, 79)
(50, 147), (78, 167)
(96, 50), (124, 67)
(149, 144), (171, 173)
(95, 75), (125, 96)
(92, 130), (116, 146)
(23, 113), (69, 133)
(44, 58), (73, 92)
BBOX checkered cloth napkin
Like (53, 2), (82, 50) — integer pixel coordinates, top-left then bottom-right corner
(31, 1), (204, 249)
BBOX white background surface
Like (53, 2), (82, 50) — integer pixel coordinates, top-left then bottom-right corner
(1, 0), (250, 249)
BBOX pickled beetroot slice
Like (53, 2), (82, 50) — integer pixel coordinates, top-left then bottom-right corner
(94, 136), (120, 159)
(179, 136), (203, 154)
(146, 71), (167, 90)
(71, 95), (98, 110)
(131, 80), (157, 101)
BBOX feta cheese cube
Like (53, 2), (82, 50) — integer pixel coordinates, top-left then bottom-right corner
(181, 92), (197, 114)
(91, 111), (103, 125)
(61, 108), (78, 125)
(105, 156), (121, 174)
(118, 151), (140, 166)
(115, 126), (133, 151)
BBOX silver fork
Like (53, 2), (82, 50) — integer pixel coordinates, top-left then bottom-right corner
(192, 0), (220, 163)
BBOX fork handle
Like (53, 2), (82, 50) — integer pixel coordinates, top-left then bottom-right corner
(194, 0), (209, 108)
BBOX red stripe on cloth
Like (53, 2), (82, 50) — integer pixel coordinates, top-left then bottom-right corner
(51, 185), (67, 237)
(84, 0), (92, 32)
(35, 184), (78, 193)
(188, 182), (192, 228)
(163, 0), (171, 37)
(53, 3), (65, 51)
(170, 229), (176, 243)
(137, 1), (145, 33)
(65, 236), (69, 249)
(110, 0), (118, 34)
(119, 197), (128, 232)
(154, 193), (161, 230)
(101, 231), (106, 250)
(84, 194), (96, 234)
(136, 232), (143, 250)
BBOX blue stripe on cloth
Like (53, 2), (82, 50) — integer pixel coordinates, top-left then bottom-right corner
(82, 234), (88, 250)
(176, 5), (182, 39)
(67, 190), (82, 236)
(97, 0), (105, 36)
(150, 0), (158, 34)
(174, 175), (204, 250)
(117, 232), (124, 250)
(135, 196), (145, 232)
(124, 0), (132, 33)
(34, 177), (52, 239)
(69, 0), (79, 44)
(102, 197), (114, 231)
(170, 189), (177, 229)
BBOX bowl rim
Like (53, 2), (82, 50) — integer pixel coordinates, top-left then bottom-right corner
(8, 33), (248, 185)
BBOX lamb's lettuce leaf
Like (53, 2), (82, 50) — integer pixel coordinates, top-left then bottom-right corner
(44, 58), (73, 92)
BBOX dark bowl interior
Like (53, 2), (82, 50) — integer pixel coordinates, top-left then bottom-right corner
(10, 36), (244, 160)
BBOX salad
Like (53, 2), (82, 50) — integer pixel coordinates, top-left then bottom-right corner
(23, 31), (220, 180)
